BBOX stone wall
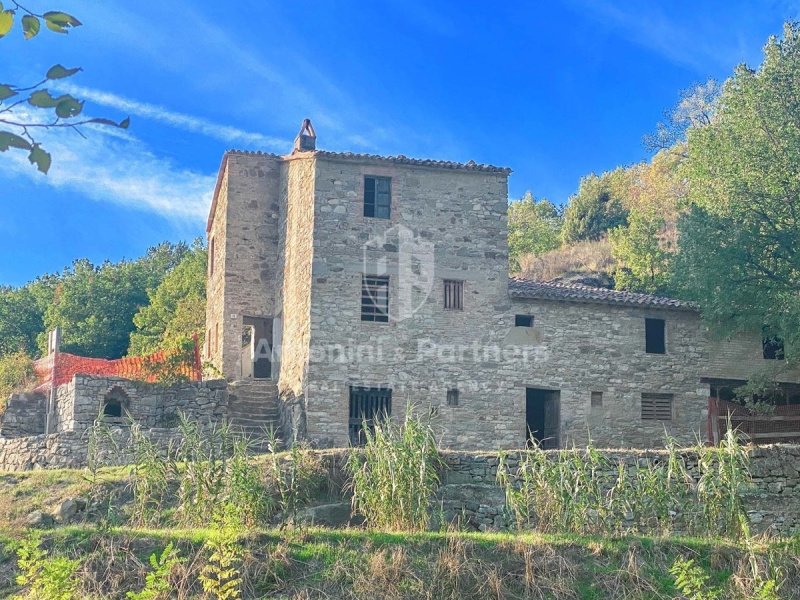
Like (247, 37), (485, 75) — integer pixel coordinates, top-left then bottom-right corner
(304, 157), (513, 449)
(64, 376), (228, 431)
(0, 392), (46, 437)
(0, 376), (229, 470)
(436, 446), (800, 534)
(0, 428), (186, 471)
(704, 329), (800, 385)
(206, 152), (284, 379)
(502, 299), (708, 447)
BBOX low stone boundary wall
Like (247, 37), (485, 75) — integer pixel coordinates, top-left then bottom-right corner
(0, 428), (186, 471)
(436, 446), (800, 534)
(1, 435), (798, 535)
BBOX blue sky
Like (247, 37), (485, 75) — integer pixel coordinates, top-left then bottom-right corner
(1, 0), (797, 286)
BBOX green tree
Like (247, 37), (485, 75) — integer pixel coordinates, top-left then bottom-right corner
(676, 22), (800, 363)
(129, 241), (207, 355)
(0, 285), (42, 355)
(609, 209), (674, 294)
(507, 192), (562, 272)
(39, 243), (188, 358)
(561, 170), (629, 244)
(0, 2), (128, 173)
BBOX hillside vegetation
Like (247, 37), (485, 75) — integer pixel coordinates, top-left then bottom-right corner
(0, 415), (798, 599)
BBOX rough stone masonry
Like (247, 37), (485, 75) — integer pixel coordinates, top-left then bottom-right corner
(206, 120), (800, 451)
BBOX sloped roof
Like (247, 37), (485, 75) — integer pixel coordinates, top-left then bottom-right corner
(508, 277), (697, 311)
(311, 150), (512, 174)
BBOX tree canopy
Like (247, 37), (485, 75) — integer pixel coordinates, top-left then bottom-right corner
(675, 21), (800, 363)
(129, 241), (207, 356)
(560, 170), (629, 244)
(507, 192), (562, 272)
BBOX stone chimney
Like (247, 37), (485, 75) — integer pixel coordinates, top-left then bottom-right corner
(293, 118), (316, 152)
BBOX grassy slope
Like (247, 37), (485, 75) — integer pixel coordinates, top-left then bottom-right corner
(0, 466), (799, 598)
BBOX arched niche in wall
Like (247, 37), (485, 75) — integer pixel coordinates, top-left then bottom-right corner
(102, 386), (131, 423)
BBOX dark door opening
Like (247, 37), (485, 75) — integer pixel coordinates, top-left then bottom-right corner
(349, 386), (392, 446)
(243, 316), (273, 379)
(526, 388), (560, 449)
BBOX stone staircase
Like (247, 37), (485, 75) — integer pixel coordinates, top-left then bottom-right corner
(226, 379), (280, 448)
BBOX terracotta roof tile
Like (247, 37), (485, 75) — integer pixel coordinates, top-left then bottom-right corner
(508, 277), (697, 311)
(310, 150), (511, 174)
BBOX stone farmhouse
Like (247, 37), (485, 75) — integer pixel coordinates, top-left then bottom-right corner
(205, 120), (800, 451)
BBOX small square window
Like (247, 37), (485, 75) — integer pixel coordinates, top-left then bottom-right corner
(364, 176), (391, 219)
(762, 333), (784, 360)
(641, 393), (673, 421)
(361, 276), (389, 322)
(645, 318), (666, 354)
(515, 314), (533, 327)
(591, 391), (603, 407)
(444, 280), (463, 310)
(446, 389), (459, 407)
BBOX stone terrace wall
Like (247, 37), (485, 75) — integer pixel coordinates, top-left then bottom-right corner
(0, 428), (186, 471)
(67, 376), (228, 431)
(0, 392), (46, 437)
(315, 445), (800, 535)
(437, 446), (800, 534)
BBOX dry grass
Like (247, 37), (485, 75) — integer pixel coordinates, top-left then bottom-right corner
(518, 237), (615, 283)
(1, 526), (798, 599)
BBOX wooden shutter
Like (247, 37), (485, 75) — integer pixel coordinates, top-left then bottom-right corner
(641, 393), (673, 421)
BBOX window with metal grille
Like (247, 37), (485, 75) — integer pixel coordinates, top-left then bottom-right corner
(641, 393), (673, 421)
(364, 176), (391, 219)
(443, 280), (463, 310)
(591, 391), (603, 407)
(446, 389), (459, 407)
(645, 318), (666, 354)
(361, 276), (389, 322)
(515, 314), (533, 327)
(349, 386), (392, 446)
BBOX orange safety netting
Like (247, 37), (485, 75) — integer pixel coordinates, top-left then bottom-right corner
(707, 397), (800, 445)
(33, 335), (202, 392)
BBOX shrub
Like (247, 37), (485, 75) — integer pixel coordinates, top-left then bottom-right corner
(127, 543), (183, 600)
(347, 408), (442, 531)
(15, 532), (81, 600)
(0, 350), (36, 411)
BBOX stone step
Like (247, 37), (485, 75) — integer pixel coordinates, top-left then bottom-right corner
(228, 415), (279, 425)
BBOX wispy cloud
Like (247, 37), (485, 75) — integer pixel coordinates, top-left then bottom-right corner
(0, 109), (214, 221)
(566, 0), (777, 74)
(57, 84), (285, 150)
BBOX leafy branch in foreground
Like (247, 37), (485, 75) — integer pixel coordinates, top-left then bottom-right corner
(0, 1), (129, 173)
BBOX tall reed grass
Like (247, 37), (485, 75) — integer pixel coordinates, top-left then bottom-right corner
(347, 407), (442, 531)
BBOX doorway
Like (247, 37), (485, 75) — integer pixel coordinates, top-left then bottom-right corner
(526, 388), (560, 449)
(242, 316), (273, 379)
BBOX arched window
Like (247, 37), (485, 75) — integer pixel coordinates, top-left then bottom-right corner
(102, 387), (130, 421)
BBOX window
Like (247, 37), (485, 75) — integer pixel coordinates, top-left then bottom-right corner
(102, 387), (129, 422)
(209, 237), (215, 276)
(591, 391), (603, 407)
(763, 335), (785, 360)
(515, 314), (534, 327)
(645, 318), (666, 354)
(361, 276), (389, 322)
(641, 393), (673, 421)
(215, 323), (219, 353)
(364, 176), (391, 219)
(443, 280), (464, 310)
(349, 386), (392, 445)
(446, 389), (459, 407)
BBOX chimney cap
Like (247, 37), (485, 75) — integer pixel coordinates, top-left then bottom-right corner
(293, 118), (316, 153)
